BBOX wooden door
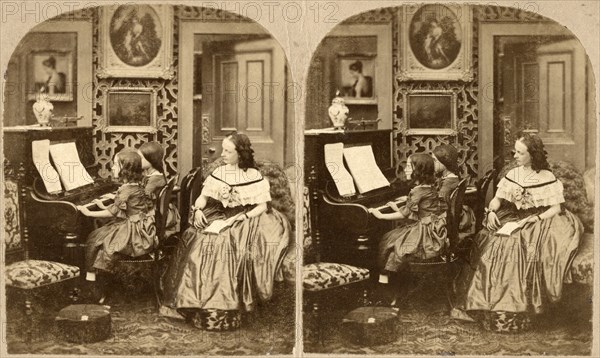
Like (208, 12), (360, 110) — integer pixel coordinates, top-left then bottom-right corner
(201, 38), (286, 166)
(501, 38), (586, 171)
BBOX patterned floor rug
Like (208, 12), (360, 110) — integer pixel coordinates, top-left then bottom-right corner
(6, 280), (296, 355)
(303, 282), (593, 355)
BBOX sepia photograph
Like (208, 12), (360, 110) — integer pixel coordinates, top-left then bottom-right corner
(2, 3), (295, 356)
(28, 51), (73, 101)
(304, 3), (596, 355)
(1, 1), (598, 357)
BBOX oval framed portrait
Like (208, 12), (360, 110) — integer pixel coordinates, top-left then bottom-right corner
(399, 4), (473, 81)
(109, 5), (162, 67)
(409, 5), (462, 70)
(98, 5), (174, 79)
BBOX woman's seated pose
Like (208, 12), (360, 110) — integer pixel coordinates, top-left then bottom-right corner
(370, 154), (448, 303)
(432, 144), (475, 235)
(161, 132), (290, 331)
(452, 133), (582, 332)
(78, 150), (157, 300)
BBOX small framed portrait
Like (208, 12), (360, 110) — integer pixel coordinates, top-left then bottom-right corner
(104, 87), (157, 133)
(403, 89), (457, 135)
(337, 53), (377, 104)
(27, 51), (73, 101)
(98, 5), (174, 79)
(398, 4), (473, 81)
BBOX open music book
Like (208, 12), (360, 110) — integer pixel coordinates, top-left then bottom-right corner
(48, 142), (94, 191)
(324, 143), (356, 197)
(342, 145), (390, 194)
(32, 140), (63, 194)
(496, 221), (526, 236)
(203, 219), (230, 234)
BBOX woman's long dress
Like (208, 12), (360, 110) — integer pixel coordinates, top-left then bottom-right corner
(161, 167), (290, 330)
(454, 168), (582, 332)
(378, 185), (448, 272)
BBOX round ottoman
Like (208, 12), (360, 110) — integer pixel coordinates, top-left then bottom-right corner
(55, 304), (111, 343)
(341, 306), (399, 346)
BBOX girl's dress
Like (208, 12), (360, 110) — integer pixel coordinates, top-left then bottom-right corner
(378, 184), (448, 272)
(85, 183), (157, 272)
(454, 167), (582, 332)
(436, 174), (476, 236)
(142, 175), (180, 236)
(161, 167), (290, 330)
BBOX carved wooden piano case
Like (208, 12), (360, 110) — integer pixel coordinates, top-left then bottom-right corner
(304, 129), (410, 271)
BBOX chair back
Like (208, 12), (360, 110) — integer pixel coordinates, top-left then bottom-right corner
(156, 175), (178, 242)
(446, 178), (468, 255)
(474, 169), (497, 233)
(178, 168), (202, 233)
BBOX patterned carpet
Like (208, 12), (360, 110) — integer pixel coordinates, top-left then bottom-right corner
(303, 281), (593, 355)
(5, 278), (295, 355)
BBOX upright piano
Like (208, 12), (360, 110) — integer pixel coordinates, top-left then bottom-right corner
(3, 126), (118, 268)
(304, 129), (410, 271)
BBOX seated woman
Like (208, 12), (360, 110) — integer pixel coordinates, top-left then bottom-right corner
(452, 133), (582, 332)
(161, 132), (291, 331)
(432, 144), (475, 235)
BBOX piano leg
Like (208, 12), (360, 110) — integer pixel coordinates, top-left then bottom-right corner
(64, 233), (85, 270)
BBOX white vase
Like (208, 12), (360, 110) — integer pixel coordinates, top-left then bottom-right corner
(33, 92), (53, 126)
(328, 94), (349, 129)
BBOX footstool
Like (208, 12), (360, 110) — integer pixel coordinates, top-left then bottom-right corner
(55, 304), (111, 343)
(341, 306), (399, 346)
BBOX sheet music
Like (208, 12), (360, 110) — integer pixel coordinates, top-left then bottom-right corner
(203, 219), (230, 234)
(49, 142), (94, 191)
(324, 143), (356, 197)
(343, 145), (390, 194)
(31, 140), (63, 194)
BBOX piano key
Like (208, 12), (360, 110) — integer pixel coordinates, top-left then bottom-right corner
(374, 195), (408, 211)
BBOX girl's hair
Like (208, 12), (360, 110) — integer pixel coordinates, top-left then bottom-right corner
(42, 56), (56, 69)
(115, 149), (143, 183)
(226, 131), (257, 171)
(516, 132), (550, 172)
(409, 153), (436, 185)
(349, 60), (363, 73)
(139, 142), (165, 176)
(433, 144), (460, 176)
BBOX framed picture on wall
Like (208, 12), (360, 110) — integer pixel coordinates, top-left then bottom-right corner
(337, 53), (377, 104)
(398, 4), (473, 81)
(403, 89), (457, 135)
(27, 50), (73, 101)
(104, 87), (157, 133)
(98, 5), (174, 79)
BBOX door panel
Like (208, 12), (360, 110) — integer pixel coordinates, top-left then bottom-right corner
(202, 38), (285, 166)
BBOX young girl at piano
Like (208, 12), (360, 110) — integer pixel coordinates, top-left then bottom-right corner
(432, 144), (475, 235)
(138, 142), (180, 237)
(78, 149), (157, 285)
(369, 154), (448, 297)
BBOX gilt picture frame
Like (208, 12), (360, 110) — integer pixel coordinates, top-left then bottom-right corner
(98, 5), (174, 79)
(27, 50), (74, 102)
(104, 87), (157, 133)
(403, 89), (457, 135)
(398, 4), (473, 81)
(337, 53), (377, 104)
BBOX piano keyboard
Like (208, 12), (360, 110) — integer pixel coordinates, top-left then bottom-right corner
(373, 186), (477, 211)
(375, 195), (408, 211)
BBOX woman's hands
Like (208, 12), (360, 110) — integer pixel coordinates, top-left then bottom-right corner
(77, 205), (91, 216)
(193, 208), (208, 228)
(486, 211), (501, 231)
(92, 199), (108, 209)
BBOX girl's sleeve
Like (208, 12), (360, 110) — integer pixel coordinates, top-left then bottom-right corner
(106, 188), (128, 218)
(399, 188), (421, 217)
